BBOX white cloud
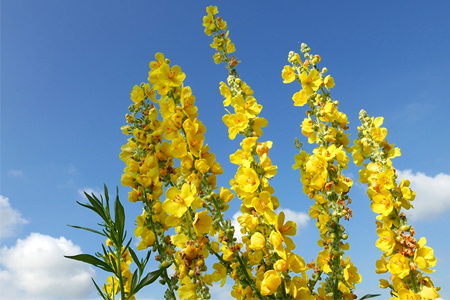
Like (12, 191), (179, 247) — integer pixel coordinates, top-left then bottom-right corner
(7, 169), (23, 178)
(396, 170), (450, 221)
(209, 283), (233, 300)
(278, 207), (310, 229)
(0, 233), (96, 300)
(0, 195), (28, 239)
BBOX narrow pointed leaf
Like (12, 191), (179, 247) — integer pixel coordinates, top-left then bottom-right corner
(91, 278), (108, 300)
(133, 266), (169, 294)
(67, 225), (106, 237)
(65, 254), (114, 273)
(360, 294), (381, 300)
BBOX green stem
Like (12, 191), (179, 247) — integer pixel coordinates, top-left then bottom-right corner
(145, 203), (176, 299)
(409, 270), (419, 293)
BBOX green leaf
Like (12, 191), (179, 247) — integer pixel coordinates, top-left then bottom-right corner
(133, 266), (169, 294)
(129, 269), (139, 296)
(67, 225), (107, 237)
(114, 188), (125, 243)
(91, 278), (109, 300)
(65, 254), (114, 273)
(128, 247), (143, 275)
(360, 294), (381, 300)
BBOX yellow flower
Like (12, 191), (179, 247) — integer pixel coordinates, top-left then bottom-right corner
(211, 263), (227, 287)
(162, 183), (195, 218)
(420, 286), (440, 300)
(130, 85), (145, 105)
(414, 237), (437, 273)
(170, 137), (188, 159)
(236, 167), (260, 194)
(276, 211), (297, 250)
(317, 249), (332, 273)
(206, 5), (218, 15)
(269, 230), (286, 260)
(158, 63), (186, 87)
(371, 189), (394, 216)
(282, 65), (296, 83)
(103, 276), (119, 297)
(375, 255), (388, 274)
(260, 270), (281, 296)
(178, 276), (197, 300)
(323, 75), (335, 90)
(222, 113), (248, 140)
(292, 89), (309, 106)
(398, 288), (421, 300)
(252, 191), (277, 225)
(376, 226), (396, 255)
(193, 211), (212, 235)
(299, 69), (322, 95)
(249, 232), (265, 250)
(287, 253), (306, 273)
(387, 253), (410, 279)
(148, 52), (165, 84)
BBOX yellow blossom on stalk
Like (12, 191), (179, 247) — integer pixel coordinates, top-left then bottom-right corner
(178, 276), (197, 300)
(269, 230), (286, 260)
(387, 253), (410, 279)
(251, 117), (268, 137)
(371, 189), (394, 216)
(148, 52), (165, 84)
(292, 89), (309, 106)
(130, 85), (145, 106)
(375, 255), (388, 274)
(376, 225), (396, 255)
(414, 237), (437, 273)
(343, 257), (362, 288)
(235, 167), (260, 194)
(282, 65), (296, 83)
(260, 270), (281, 296)
(317, 249), (332, 273)
(231, 94), (262, 118)
(249, 232), (266, 250)
(287, 253), (307, 273)
(398, 288), (421, 300)
(193, 210), (212, 235)
(276, 211), (297, 250)
(211, 263), (227, 287)
(252, 191), (277, 225)
(158, 63), (186, 87)
(103, 276), (119, 298)
(323, 75), (335, 90)
(300, 69), (322, 95)
(420, 286), (440, 299)
(162, 183), (195, 218)
(222, 113), (248, 140)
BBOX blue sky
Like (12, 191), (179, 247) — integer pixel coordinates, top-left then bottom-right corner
(1, 1), (450, 299)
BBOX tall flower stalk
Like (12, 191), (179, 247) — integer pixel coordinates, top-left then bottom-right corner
(352, 110), (440, 299)
(283, 44), (362, 300)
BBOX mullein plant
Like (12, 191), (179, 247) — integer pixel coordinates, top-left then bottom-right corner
(282, 43), (364, 300)
(203, 6), (326, 300)
(352, 110), (439, 299)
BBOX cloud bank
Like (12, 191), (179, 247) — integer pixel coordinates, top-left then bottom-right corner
(0, 233), (96, 300)
(397, 170), (450, 221)
(0, 195), (28, 239)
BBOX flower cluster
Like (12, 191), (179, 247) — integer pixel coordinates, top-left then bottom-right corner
(120, 52), (236, 299)
(204, 6), (328, 300)
(283, 44), (362, 299)
(352, 110), (440, 299)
